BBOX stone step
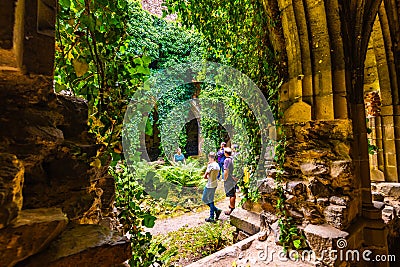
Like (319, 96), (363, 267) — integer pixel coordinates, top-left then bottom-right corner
(16, 223), (131, 266)
(187, 235), (258, 267)
(230, 208), (261, 235)
(0, 207), (68, 267)
(303, 224), (349, 266)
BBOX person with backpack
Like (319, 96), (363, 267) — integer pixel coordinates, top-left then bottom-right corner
(216, 142), (226, 180)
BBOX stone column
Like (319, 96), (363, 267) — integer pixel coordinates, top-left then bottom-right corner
(380, 106), (399, 182)
(370, 5), (400, 182)
(13, 0), (56, 75)
(0, 0), (16, 49)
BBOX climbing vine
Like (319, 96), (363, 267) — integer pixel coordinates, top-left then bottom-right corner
(56, 0), (206, 265)
(164, 0), (306, 252)
(165, 0), (281, 200)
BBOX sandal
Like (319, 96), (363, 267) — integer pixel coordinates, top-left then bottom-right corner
(224, 206), (235, 215)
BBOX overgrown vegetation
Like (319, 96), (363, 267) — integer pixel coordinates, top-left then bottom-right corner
(164, 0), (306, 252)
(112, 160), (223, 219)
(56, 0), (307, 263)
(56, 1), (207, 265)
(56, 0), (204, 161)
(165, 0), (282, 203)
(151, 221), (235, 266)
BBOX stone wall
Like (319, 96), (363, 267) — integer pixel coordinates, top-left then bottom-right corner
(254, 119), (360, 230)
(0, 70), (131, 265)
(372, 182), (400, 260)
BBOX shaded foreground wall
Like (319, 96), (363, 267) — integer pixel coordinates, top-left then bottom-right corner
(0, 0), (131, 265)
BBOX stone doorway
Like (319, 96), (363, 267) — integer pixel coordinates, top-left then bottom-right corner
(185, 118), (199, 157)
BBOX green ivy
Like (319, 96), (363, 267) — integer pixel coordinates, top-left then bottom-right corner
(110, 164), (165, 266)
(55, 1), (207, 265)
(164, 0), (306, 253)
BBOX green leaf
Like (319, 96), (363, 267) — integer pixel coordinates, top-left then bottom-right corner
(133, 57), (143, 65)
(145, 119), (153, 135)
(72, 59), (89, 77)
(80, 14), (95, 32)
(136, 65), (150, 75)
(142, 55), (152, 66)
(143, 214), (156, 228)
(59, 0), (71, 8)
(55, 83), (67, 93)
(293, 239), (301, 249)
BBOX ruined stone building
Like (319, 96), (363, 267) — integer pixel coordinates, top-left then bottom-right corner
(232, 0), (400, 266)
(1, 0), (400, 266)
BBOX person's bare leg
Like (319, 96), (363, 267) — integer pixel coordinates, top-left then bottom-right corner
(230, 195), (236, 209)
(225, 195), (236, 215)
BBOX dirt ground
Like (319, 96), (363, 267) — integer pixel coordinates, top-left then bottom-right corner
(146, 196), (233, 236)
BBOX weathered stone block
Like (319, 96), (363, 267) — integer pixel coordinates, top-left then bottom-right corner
(309, 178), (332, 198)
(257, 178), (276, 194)
(286, 181), (307, 196)
(236, 230), (250, 242)
(317, 198), (329, 207)
(324, 204), (348, 229)
(382, 205), (395, 223)
(330, 160), (353, 188)
(372, 192), (384, 202)
(243, 199), (265, 213)
(0, 208), (68, 266)
(283, 101), (312, 123)
(286, 195), (298, 204)
(260, 211), (278, 226)
(17, 224), (131, 266)
(0, 153), (24, 229)
(270, 221), (280, 243)
(304, 224), (349, 266)
(329, 196), (350, 206)
(230, 208), (260, 235)
(375, 183), (400, 200)
(287, 209), (302, 220)
(302, 205), (324, 224)
(372, 201), (385, 210)
(330, 160), (351, 178)
(300, 162), (329, 176)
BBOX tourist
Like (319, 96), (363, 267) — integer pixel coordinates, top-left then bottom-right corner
(216, 142), (226, 180)
(202, 152), (222, 223)
(223, 147), (236, 215)
(173, 148), (186, 164)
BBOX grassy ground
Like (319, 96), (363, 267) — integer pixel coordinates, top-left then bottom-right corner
(155, 186), (226, 219)
(151, 220), (235, 266)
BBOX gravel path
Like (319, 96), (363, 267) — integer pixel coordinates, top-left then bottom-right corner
(146, 197), (232, 236)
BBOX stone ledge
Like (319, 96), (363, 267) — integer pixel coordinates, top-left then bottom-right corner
(187, 234), (258, 267)
(304, 224), (349, 266)
(230, 208), (261, 235)
(0, 207), (68, 266)
(17, 223), (131, 266)
(304, 224), (349, 240)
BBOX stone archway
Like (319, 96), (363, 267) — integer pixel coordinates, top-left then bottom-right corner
(185, 118), (199, 157)
(236, 0), (400, 265)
